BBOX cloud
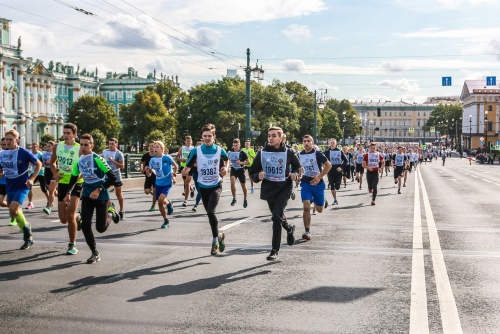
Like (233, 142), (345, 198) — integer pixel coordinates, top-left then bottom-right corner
(86, 14), (170, 50)
(281, 59), (306, 72)
(195, 27), (220, 47)
(378, 78), (420, 93)
(398, 27), (500, 39)
(282, 24), (312, 42)
(394, 0), (496, 10)
(380, 61), (405, 72)
(10, 21), (58, 54)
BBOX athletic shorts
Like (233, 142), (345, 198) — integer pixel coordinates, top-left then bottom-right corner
(34, 175), (47, 193)
(230, 168), (246, 184)
(327, 172), (342, 187)
(44, 168), (53, 185)
(57, 183), (83, 202)
(300, 181), (326, 207)
(394, 166), (404, 179)
(385, 160), (391, 167)
(7, 188), (30, 205)
(144, 174), (156, 189)
(342, 166), (351, 178)
(0, 184), (6, 196)
(155, 184), (172, 200)
(355, 163), (364, 174)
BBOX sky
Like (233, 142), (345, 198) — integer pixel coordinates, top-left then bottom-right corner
(1, 0), (500, 103)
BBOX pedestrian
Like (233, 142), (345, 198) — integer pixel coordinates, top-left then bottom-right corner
(249, 126), (300, 261)
(362, 143), (384, 206)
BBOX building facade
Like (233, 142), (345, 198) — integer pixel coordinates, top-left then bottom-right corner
(0, 18), (177, 147)
(460, 80), (500, 151)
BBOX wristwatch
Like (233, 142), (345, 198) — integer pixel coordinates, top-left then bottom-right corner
(98, 186), (105, 192)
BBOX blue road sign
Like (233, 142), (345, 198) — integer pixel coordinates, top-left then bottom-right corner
(442, 77), (452, 86)
(486, 76), (496, 86)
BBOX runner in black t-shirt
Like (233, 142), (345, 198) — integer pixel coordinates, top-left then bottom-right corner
(140, 142), (157, 211)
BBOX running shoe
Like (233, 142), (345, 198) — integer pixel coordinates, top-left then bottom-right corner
(87, 251), (100, 264)
(333, 200), (338, 205)
(251, 187), (254, 194)
(231, 198), (237, 206)
(119, 211), (124, 220)
(149, 205), (156, 211)
(266, 249), (279, 261)
(8, 219), (16, 226)
(167, 200), (174, 215)
(108, 204), (120, 224)
(76, 214), (82, 231)
(43, 206), (51, 215)
(291, 192), (296, 200)
(218, 232), (225, 253)
(161, 218), (169, 229)
(403, 184), (406, 187)
(394, 181), (398, 184)
(20, 238), (34, 250)
(287, 224), (295, 246)
(371, 200), (376, 206)
(302, 231), (312, 240)
(324, 200), (328, 209)
(182, 200), (187, 207)
(398, 190), (401, 194)
(66, 243), (78, 255)
(192, 205), (197, 212)
(211, 241), (219, 255)
(25, 202), (34, 210)
(369, 189), (373, 193)
(359, 186), (362, 190)
(190, 186), (195, 198)
(243, 199), (248, 208)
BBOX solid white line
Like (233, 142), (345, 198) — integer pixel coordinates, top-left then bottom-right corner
(409, 169), (429, 334)
(418, 170), (463, 334)
(219, 216), (254, 231)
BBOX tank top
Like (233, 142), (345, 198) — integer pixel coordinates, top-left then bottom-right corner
(56, 142), (82, 184)
(196, 146), (222, 187)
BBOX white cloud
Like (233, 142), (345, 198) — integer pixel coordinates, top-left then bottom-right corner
(11, 22), (58, 55)
(281, 59), (306, 72)
(195, 27), (220, 47)
(378, 78), (420, 93)
(380, 61), (405, 72)
(282, 24), (312, 42)
(398, 27), (500, 39)
(394, 0), (496, 10)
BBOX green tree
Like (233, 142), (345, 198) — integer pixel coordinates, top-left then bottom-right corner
(120, 89), (176, 149)
(67, 96), (121, 139)
(153, 81), (189, 144)
(327, 99), (360, 143)
(89, 129), (107, 153)
(40, 133), (56, 146)
(424, 103), (463, 147)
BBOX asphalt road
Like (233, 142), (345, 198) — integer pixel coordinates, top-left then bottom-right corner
(0, 157), (499, 334)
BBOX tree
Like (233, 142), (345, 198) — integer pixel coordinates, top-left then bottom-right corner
(120, 89), (176, 149)
(327, 99), (360, 143)
(89, 129), (107, 153)
(424, 103), (463, 148)
(40, 133), (56, 146)
(67, 96), (121, 139)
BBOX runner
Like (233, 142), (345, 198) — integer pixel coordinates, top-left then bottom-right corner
(341, 146), (352, 188)
(353, 146), (366, 190)
(176, 136), (195, 207)
(183, 124), (229, 255)
(0, 130), (41, 249)
(298, 135), (331, 241)
(42, 141), (57, 215)
(391, 146), (407, 194)
(241, 139), (256, 194)
(384, 149), (392, 176)
(323, 138), (347, 205)
(190, 139), (203, 212)
(228, 138), (250, 208)
(145, 140), (177, 229)
(25, 143), (48, 210)
(249, 126), (300, 261)
(140, 142), (157, 211)
(362, 143), (384, 205)
(66, 133), (119, 264)
(0, 137), (15, 226)
(103, 138), (125, 219)
(50, 123), (83, 255)
(402, 148), (409, 187)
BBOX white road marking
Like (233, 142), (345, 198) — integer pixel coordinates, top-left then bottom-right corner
(50, 219), (61, 223)
(418, 170), (463, 334)
(219, 216), (254, 231)
(409, 169), (429, 334)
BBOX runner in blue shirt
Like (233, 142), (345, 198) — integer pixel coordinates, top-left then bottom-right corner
(0, 130), (41, 249)
(0, 137), (15, 226)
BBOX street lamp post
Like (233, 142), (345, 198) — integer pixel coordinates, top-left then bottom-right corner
(469, 114), (472, 150)
(313, 89), (327, 143)
(244, 48), (264, 141)
(342, 111), (346, 145)
(186, 108), (191, 135)
(485, 110), (489, 153)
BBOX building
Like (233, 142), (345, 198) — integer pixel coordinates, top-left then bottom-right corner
(460, 80), (500, 151)
(0, 18), (177, 146)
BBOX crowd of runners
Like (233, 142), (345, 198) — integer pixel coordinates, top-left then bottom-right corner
(0, 122), (442, 263)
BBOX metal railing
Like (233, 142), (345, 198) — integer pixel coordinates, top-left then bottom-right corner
(123, 154), (144, 178)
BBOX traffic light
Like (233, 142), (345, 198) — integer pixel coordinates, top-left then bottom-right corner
(377, 108), (381, 117)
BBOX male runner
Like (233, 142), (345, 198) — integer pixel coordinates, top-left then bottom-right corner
(0, 130), (41, 249)
(298, 135), (331, 241)
(228, 138), (250, 208)
(362, 143), (384, 206)
(249, 126), (300, 261)
(103, 138), (125, 219)
(241, 140), (256, 194)
(176, 136), (195, 207)
(353, 146), (365, 190)
(140, 142), (157, 211)
(323, 138), (347, 205)
(42, 141), (57, 214)
(50, 123), (83, 255)
(66, 133), (119, 264)
(25, 142), (48, 210)
(391, 146), (407, 194)
(0, 137), (16, 226)
(183, 124), (229, 255)
(341, 146), (352, 188)
(191, 139), (203, 212)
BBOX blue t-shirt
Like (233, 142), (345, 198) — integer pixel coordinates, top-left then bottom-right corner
(30, 151), (44, 176)
(149, 154), (175, 187)
(0, 147), (38, 192)
(186, 144), (228, 189)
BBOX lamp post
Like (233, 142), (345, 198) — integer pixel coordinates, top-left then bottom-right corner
(313, 89), (327, 143)
(342, 111), (346, 145)
(485, 110), (489, 153)
(469, 114), (472, 150)
(186, 108), (191, 135)
(244, 48), (264, 141)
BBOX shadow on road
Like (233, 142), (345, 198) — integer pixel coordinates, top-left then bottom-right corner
(282, 286), (383, 303)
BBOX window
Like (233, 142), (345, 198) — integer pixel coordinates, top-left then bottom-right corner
(11, 92), (16, 110)
(488, 122), (493, 131)
(423, 112), (426, 117)
(404, 112), (406, 116)
(418, 120), (421, 126)
(126, 90), (133, 100)
(488, 105), (493, 111)
(110, 91), (115, 100)
(418, 112), (420, 116)
(385, 111), (387, 116)
(390, 112), (392, 116)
